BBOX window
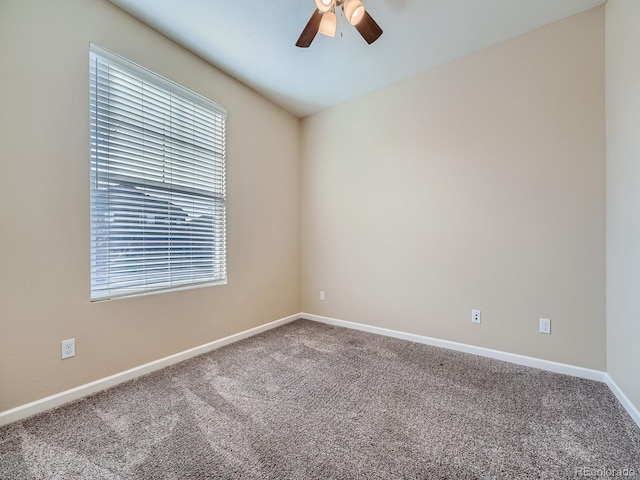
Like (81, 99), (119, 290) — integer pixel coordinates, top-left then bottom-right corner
(89, 44), (226, 301)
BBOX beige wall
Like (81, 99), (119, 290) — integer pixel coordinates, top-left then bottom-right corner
(606, 0), (640, 411)
(301, 8), (606, 369)
(0, 0), (300, 411)
(0, 1), (615, 414)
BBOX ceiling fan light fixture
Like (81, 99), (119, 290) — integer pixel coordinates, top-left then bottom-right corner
(296, 0), (382, 48)
(315, 0), (334, 13)
(319, 11), (337, 37)
(343, 0), (365, 25)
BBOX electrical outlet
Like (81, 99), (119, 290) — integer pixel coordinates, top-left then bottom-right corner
(320, 291), (325, 301)
(471, 309), (481, 324)
(539, 318), (551, 334)
(61, 338), (75, 359)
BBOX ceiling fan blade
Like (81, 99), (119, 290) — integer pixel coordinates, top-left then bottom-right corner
(354, 11), (383, 45)
(296, 10), (322, 48)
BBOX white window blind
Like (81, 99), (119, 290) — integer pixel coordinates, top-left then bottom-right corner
(90, 44), (226, 301)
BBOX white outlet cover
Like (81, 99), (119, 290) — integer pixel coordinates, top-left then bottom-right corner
(61, 338), (76, 359)
(471, 310), (481, 324)
(539, 318), (551, 334)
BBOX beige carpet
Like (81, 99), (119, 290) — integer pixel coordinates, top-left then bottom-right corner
(1, 319), (639, 479)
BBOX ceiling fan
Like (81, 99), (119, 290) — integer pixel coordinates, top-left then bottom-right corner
(296, 0), (383, 48)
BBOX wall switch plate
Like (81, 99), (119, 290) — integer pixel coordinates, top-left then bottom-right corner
(320, 291), (325, 301)
(539, 318), (551, 334)
(471, 309), (481, 324)
(61, 338), (75, 359)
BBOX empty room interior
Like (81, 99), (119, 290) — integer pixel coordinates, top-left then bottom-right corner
(1, 0), (639, 477)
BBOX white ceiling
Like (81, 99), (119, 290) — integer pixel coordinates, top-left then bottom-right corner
(108, 0), (605, 118)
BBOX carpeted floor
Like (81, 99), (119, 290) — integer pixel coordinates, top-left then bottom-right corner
(1, 319), (639, 479)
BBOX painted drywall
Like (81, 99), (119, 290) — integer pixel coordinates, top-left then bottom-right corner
(0, 0), (300, 411)
(301, 8), (606, 369)
(606, 0), (640, 413)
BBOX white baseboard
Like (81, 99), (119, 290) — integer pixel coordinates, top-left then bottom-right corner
(303, 313), (640, 429)
(0, 313), (301, 427)
(4, 312), (639, 432)
(302, 313), (607, 382)
(605, 374), (640, 428)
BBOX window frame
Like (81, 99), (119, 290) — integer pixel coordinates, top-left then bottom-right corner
(89, 44), (227, 301)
